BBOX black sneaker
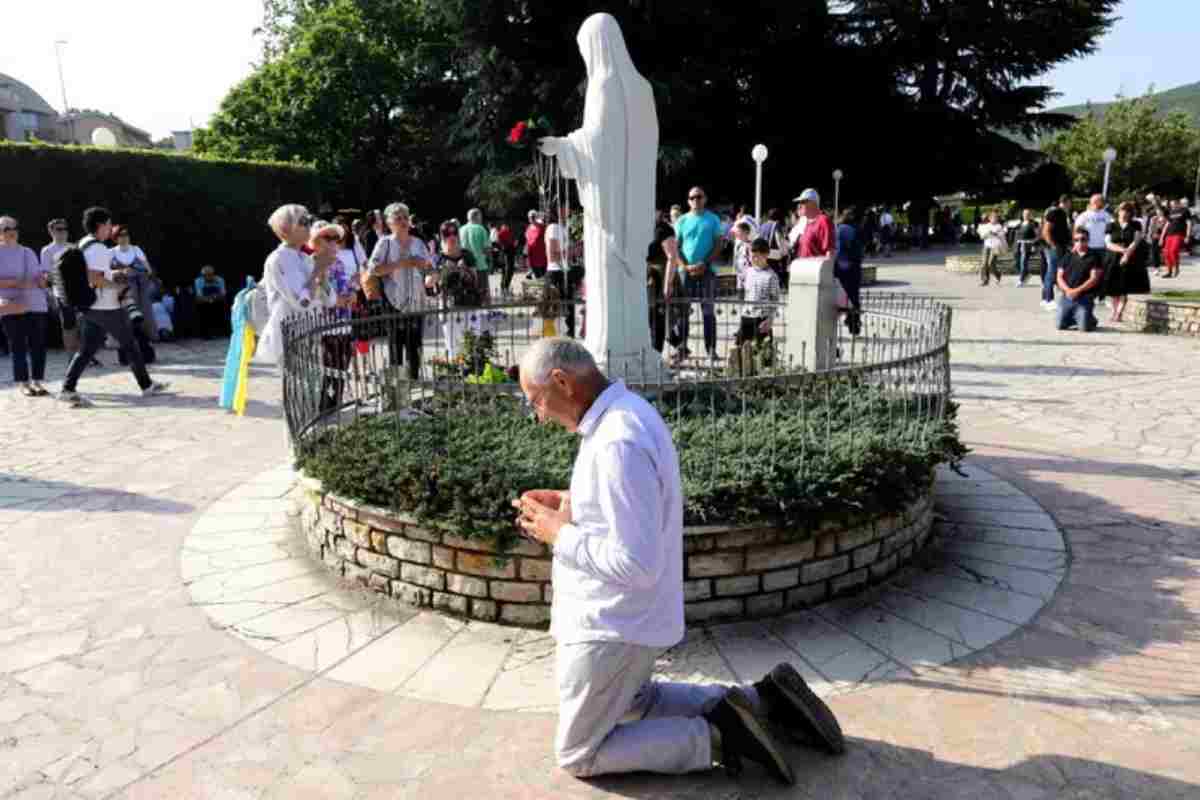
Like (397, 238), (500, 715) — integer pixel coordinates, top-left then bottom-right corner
(755, 662), (845, 755)
(704, 687), (794, 784)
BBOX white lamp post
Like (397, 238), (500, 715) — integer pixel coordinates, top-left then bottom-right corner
(54, 40), (74, 143)
(1102, 147), (1117, 200)
(751, 144), (769, 223)
(832, 169), (844, 218)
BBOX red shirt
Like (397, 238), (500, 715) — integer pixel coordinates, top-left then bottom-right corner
(797, 213), (834, 258)
(498, 224), (515, 250)
(525, 223), (547, 268)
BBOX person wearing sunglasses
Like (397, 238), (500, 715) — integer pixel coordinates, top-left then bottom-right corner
(1055, 227), (1104, 332)
(672, 187), (722, 364)
(365, 202), (433, 380)
(41, 219), (82, 359)
(0, 216), (51, 396)
(255, 204), (333, 365)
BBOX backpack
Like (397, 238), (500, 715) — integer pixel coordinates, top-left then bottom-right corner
(241, 278), (271, 334)
(55, 239), (103, 310)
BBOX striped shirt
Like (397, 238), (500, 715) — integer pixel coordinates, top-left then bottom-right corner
(743, 265), (780, 304)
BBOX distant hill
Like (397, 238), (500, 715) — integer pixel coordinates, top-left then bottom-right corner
(1002, 80), (1200, 150)
(1051, 80), (1200, 125)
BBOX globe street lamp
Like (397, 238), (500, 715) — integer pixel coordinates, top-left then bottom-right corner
(832, 169), (844, 218)
(1102, 147), (1117, 201)
(751, 144), (769, 222)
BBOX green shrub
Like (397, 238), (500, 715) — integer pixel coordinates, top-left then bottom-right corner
(297, 381), (966, 547)
(0, 142), (322, 290)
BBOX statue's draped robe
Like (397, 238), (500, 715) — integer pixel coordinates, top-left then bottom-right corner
(554, 13), (658, 377)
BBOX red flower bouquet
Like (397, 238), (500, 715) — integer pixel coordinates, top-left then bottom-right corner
(506, 116), (552, 148)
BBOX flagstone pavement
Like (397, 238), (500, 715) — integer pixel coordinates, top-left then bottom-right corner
(2, 250), (1200, 799)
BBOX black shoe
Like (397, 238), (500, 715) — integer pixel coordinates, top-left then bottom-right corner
(704, 687), (795, 784)
(755, 663), (845, 755)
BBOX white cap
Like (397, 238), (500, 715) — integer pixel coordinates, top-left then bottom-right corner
(793, 188), (820, 205)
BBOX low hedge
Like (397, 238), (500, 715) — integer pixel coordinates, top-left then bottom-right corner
(0, 142), (322, 291)
(297, 382), (966, 545)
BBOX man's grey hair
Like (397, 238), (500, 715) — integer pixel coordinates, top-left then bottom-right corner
(520, 338), (598, 385)
(384, 202), (410, 221)
(528, 210), (538, 221)
(267, 204), (309, 239)
(467, 208), (483, 224)
(0, 215), (17, 230)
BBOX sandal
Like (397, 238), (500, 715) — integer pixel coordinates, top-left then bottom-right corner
(20, 385), (37, 397)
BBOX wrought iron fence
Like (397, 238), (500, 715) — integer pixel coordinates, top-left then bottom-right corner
(281, 289), (954, 488)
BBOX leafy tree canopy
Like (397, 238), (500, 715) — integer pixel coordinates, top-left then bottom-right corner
(199, 0), (1119, 218)
(1043, 91), (1200, 200)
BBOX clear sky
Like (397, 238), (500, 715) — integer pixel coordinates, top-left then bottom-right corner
(4, 0), (262, 141)
(1040, 0), (1198, 107)
(2, 0), (1194, 141)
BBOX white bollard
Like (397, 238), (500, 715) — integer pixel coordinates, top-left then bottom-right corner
(784, 256), (837, 371)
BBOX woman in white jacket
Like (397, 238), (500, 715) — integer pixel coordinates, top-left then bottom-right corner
(256, 204), (335, 364)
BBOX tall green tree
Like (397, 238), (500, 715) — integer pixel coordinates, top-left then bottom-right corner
(838, 0), (1118, 196)
(200, 0), (1119, 214)
(1043, 92), (1200, 198)
(196, 0), (462, 209)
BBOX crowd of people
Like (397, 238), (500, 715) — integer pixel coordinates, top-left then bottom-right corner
(0, 208), (172, 404)
(972, 193), (1195, 330)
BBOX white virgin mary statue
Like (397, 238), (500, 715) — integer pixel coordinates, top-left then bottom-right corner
(539, 13), (658, 378)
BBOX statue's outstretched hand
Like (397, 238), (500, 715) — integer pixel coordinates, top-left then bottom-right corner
(538, 137), (561, 157)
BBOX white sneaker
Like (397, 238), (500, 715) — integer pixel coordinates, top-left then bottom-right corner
(1041, 301), (1056, 312)
(1017, 278), (1026, 287)
(141, 381), (172, 398)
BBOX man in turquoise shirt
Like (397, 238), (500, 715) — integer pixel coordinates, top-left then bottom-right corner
(460, 208), (492, 276)
(673, 186), (722, 361)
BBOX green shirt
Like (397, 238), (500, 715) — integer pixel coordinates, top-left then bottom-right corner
(459, 223), (491, 272)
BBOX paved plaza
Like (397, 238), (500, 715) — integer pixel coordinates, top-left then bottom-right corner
(3, 250), (1200, 799)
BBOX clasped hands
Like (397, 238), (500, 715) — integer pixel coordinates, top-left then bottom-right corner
(512, 489), (571, 546)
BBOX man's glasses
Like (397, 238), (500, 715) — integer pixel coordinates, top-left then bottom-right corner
(52, 227), (68, 233)
(1073, 236), (1089, 243)
(297, 214), (314, 228)
(688, 195), (704, 201)
(0, 227), (17, 233)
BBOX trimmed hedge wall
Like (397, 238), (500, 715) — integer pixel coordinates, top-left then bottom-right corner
(0, 142), (322, 290)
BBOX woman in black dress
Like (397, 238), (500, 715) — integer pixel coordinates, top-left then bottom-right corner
(1102, 201), (1150, 323)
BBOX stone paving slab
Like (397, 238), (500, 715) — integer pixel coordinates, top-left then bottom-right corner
(179, 462), (1065, 710)
(3, 251), (1200, 798)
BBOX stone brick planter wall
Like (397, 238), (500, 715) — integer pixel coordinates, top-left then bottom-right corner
(1128, 298), (1200, 336)
(298, 476), (936, 628)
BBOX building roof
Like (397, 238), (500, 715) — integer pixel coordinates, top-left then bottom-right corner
(60, 109), (152, 141)
(0, 73), (58, 116)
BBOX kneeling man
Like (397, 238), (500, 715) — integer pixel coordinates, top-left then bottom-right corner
(514, 338), (844, 784)
(1056, 226), (1104, 332)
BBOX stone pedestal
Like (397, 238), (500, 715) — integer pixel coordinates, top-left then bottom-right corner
(784, 257), (837, 371)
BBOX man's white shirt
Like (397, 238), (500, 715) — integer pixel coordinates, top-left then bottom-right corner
(551, 381), (685, 648)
